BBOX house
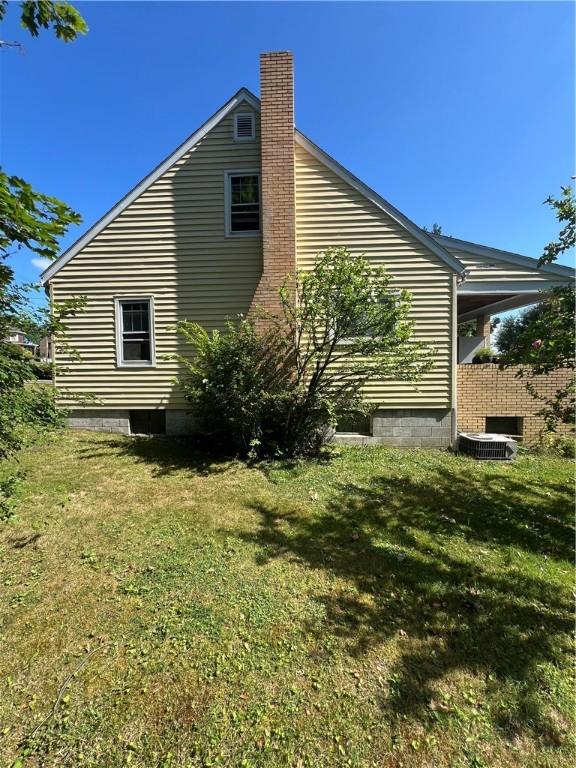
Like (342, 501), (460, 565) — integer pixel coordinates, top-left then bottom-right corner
(41, 52), (574, 444)
(4, 329), (37, 355)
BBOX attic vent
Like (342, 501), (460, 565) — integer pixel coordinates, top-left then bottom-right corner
(234, 112), (255, 141)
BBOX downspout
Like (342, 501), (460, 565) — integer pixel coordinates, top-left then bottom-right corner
(450, 272), (460, 446)
(450, 269), (469, 445)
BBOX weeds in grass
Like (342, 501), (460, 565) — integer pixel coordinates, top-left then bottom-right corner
(0, 434), (573, 767)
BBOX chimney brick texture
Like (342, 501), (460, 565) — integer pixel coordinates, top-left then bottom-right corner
(250, 52), (296, 321)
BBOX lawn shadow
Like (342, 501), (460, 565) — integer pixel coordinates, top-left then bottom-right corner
(239, 462), (574, 744)
(76, 435), (233, 477)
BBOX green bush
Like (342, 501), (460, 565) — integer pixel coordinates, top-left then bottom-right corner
(475, 346), (497, 361)
(29, 359), (54, 380)
(0, 473), (22, 522)
(176, 318), (311, 458)
(533, 432), (575, 459)
(176, 249), (431, 459)
(0, 341), (63, 458)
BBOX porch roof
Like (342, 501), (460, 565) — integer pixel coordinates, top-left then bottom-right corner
(430, 234), (574, 322)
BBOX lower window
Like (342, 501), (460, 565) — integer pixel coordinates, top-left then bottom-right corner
(129, 410), (166, 435)
(115, 297), (155, 366)
(485, 416), (523, 437)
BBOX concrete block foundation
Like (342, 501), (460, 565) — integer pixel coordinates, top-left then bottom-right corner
(68, 407), (453, 448)
(67, 409), (196, 436)
(67, 409), (130, 435)
(335, 408), (452, 448)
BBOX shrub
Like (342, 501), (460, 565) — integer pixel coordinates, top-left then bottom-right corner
(0, 473), (21, 522)
(533, 432), (575, 459)
(474, 346), (497, 362)
(176, 318), (297, 457)
(0, 338), (66, 458)
(177, 248), (432, 459)
(29, 359), (54, 380)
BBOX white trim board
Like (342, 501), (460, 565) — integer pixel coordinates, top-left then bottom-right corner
(458, 280), (567, 295)
(114, 295), (156, 368)
(224, 169), (262, 237)
(41, 88), (260, 284)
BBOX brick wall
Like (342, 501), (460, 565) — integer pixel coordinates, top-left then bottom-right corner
(458, 364), (573, 441)
(250, 51), (296, 320)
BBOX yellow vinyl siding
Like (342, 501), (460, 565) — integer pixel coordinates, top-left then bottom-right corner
(51, 102), (261, 408)
(444, 247), (551, 283)
(295, 143), (453, 407)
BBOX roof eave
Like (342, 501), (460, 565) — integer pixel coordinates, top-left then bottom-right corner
(433, 234), (575, 280)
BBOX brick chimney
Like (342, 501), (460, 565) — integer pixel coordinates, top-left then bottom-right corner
(250, 51), (296, 320)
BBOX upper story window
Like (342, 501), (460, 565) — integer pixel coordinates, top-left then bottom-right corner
(114, 297), (155, 367)
(225, 171), (260, 236)
(233, 112), (255, 141)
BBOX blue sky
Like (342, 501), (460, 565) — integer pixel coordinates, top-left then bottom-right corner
(1, 0), (574, 311)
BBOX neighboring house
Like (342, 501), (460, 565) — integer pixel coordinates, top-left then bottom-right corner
(41, 52), (574, 444)
(4, 329), (37, 355)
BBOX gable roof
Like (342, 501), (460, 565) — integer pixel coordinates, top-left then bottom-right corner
(432, 234), (574, 280)
(41, 88), (260, 284)
(42, 88), (465, 284)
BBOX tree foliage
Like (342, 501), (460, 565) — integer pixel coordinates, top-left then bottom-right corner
(539, 185), (575, 266)
(495, 303), (547, 355)
(0, 171), (82, 260)
(276, 247), (432, 411)
(0, 1), (88, 43)
(0, 0), (87, 463)
(177, 248), (432, 458)
(422, 223), (443, 236)
(500, 185), (575, 432)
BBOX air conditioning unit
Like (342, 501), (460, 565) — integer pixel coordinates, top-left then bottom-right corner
(457, 432), (518, 461)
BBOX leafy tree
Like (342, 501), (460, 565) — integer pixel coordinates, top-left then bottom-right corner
(423, 223), (443, 235)
(0, 1), (88, 461)
(275, 247), (432, 432)
(495, 304), (546, 355)
(177, 248), (432, 458)
(539, 186), (575, 266)
(500, 185), (575, 432)
(0, 1), (87, 44)
(0, 171), (82, 335)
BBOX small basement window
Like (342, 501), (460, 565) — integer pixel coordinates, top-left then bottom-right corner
(233, 112), (255, 141)
(130, 410), (166, 435)
(336, 413), (371, 435)
(115, 296), (155, 366)
(225, 172), (260, 235)
(485, 416), (523, 438)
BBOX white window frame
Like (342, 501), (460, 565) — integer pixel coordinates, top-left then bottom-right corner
(233, 112), (255, 142)
(114, 296), (156, 368)
(224, 170), (261, 237)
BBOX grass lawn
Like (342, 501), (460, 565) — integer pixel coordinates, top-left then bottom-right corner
(0, 431), (573, 768)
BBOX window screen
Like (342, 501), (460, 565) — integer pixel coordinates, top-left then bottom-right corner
(229, 174), (260, 233)
(119, 300), (152, 363)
